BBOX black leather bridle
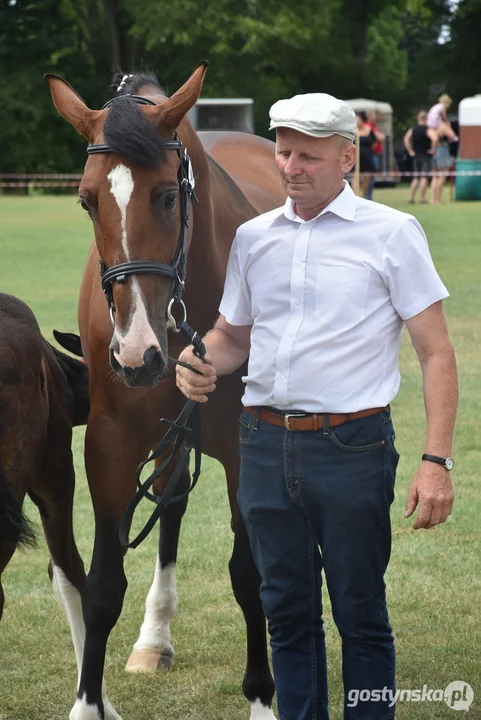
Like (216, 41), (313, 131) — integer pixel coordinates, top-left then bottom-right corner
(87, 93), (198, 334)
(85, 92), (207, 549)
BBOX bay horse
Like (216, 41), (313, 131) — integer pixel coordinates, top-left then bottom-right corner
(47, 62), (285, 720)
(0, 293), (89, 645)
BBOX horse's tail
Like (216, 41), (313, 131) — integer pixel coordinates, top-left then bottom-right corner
(0, 463), (36, 548)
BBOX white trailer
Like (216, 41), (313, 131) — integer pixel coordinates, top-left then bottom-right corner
(187, 98), (254, 133)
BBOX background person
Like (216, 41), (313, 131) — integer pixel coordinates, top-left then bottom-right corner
(356, 111), (383, 199)
(427, 93), (458, 142)
(431, 127), (455, 205)
(366, 110), (385, 200)
(176, 92), (458, 720)
(404, 110), (438, 203)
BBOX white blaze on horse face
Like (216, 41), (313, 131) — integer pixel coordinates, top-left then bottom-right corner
(113, 277), (160, 368)
(132, 559), (177, 658)
(107, 164), (134, 258)
(107, 163), (161, 368)
(52, 566), (122, 720)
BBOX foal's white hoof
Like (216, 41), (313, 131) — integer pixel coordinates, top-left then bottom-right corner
(249, 699), (277, 719)
(103, 698), (123, 720)
(69, 695), (123, 720)
(125, 646), (173, 673)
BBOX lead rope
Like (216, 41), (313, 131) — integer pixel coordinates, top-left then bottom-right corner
(119, 330), (207, 549)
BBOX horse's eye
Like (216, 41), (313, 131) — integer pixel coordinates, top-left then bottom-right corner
(79, 197), (92, 216)
(163, 193), (177, 210)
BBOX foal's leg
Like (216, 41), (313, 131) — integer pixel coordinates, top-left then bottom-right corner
(0, 473), (33, 619)
(227, 467), (276, 720)
(126, 464), (190, 672)
(0, 540), (18, 621)
(70, 413), (150, 720)
(31, 455), (88, 685)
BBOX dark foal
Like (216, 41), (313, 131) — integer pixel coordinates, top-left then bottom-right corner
(47, 64), (285, 720)
(0, 293), (89, 665)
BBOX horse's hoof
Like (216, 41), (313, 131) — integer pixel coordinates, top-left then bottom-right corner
(125, 646), (173, 673)
(69, 696), (123, 720)
(249, 700), (277, 719)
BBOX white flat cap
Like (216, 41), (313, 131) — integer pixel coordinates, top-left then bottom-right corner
(269, 93), (356, 142)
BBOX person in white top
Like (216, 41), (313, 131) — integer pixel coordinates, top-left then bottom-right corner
(426, 93), (457, 141)
(176, 93), (458, 720)
(427, 94), (458, 205)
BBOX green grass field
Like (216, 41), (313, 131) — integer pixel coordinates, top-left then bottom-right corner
(0, 190), (479, 720)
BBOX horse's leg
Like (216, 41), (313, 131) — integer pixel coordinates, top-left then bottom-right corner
(29, 451), (89, 694)
(227, 464), (276, 720)
(126, 464), (190, 672)
(0, 540), (17, 621)
(0, 479), (30, 620)
(70, 412), (148, 720)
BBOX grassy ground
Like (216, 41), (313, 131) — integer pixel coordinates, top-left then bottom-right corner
(0, 189), (479, 720)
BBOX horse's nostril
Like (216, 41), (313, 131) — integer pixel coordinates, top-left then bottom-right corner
(143, 346), (160, 366)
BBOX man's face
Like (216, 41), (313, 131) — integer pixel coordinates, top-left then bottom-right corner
(275, 128), (355, 209)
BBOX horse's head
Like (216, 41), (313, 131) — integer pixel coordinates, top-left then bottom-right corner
(46, 64), (207, 388)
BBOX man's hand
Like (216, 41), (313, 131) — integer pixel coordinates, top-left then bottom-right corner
(408, 150), (415, 158)
(404, 462), (454, 530)
(176, 346), (217, 403)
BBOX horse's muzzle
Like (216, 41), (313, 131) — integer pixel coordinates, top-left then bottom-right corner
(110, 346), (167, 388)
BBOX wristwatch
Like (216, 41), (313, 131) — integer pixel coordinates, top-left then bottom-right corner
(422, 454), (454, 471)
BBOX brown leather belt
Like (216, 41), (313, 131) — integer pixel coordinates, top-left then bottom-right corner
(244, 406), (387, 432)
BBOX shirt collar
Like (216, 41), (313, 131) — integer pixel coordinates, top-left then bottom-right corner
(282, 180), (357, 224)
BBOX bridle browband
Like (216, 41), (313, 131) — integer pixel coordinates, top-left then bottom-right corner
(86, 92), (198, 332)
(85, 91), (208, 549)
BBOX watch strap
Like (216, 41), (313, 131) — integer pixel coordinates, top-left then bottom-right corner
(422, 453), (452, 469)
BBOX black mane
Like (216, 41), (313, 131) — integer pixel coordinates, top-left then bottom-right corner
(103, 71), (168, 168)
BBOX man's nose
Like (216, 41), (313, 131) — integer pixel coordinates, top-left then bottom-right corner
(284, 157), (302, 175)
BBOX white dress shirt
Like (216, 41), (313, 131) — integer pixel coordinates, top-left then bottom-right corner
(219, 181), (449, 413)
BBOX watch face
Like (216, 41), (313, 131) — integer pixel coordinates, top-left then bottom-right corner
(445, 457), (454, 471)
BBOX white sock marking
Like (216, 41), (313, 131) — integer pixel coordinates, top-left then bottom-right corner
(52, 566), (121, 719)
(249, 699), (277, 719)
(133, 559), (177, 656)
(107, 164), (134, 258)
(70, 694), (123, 720)
(52, 566), (85, 686)
(70, 696), (102, 720)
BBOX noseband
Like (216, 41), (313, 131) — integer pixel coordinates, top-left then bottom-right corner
(86, 93), (198, 332)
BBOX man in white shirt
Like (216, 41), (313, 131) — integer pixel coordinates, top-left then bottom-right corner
(176, 94), (458, 720)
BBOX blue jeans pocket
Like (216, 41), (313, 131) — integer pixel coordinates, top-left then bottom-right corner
(328, 412), (387, 452)
(384, 425), (399, 507)
(239, 411), (256, 445)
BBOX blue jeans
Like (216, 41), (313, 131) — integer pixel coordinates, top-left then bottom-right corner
(238, 408), (399, 720)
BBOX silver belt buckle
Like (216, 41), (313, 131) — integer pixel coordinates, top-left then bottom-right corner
(284, 413), (304, 431)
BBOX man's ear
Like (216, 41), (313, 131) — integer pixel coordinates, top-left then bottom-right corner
(342, 142), (357, 174)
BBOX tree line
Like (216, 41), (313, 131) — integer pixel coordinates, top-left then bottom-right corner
(0, 0), (479, 173)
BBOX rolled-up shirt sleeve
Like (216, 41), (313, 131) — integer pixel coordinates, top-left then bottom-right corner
(218, 234), (253, 326)
(381, 216), (449, 320)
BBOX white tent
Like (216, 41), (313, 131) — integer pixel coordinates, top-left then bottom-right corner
(344, 98), (393, 138)
(344, 98), (396, 176)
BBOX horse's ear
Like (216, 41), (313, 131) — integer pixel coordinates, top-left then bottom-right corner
(45, 74), (102, 141)
(161, 61), (208, 131)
